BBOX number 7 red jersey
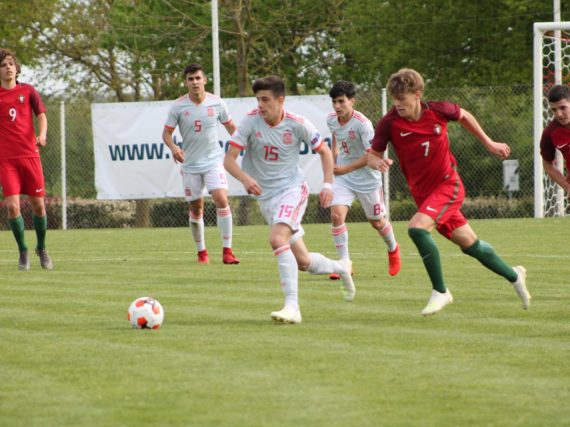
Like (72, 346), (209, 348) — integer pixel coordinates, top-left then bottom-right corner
(0, 83), (46, 160)
(371, 101), (461, 198)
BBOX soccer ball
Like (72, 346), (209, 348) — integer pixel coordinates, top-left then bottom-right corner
(127, 297), (164, 329)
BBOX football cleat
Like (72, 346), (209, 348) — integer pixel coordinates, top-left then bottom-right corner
(339, 259), (356, 302)
(511, 266), (531, 310)
(421, 289), (453, 316)
(270, 306), (302, 324)
(197, 249), (209, 264)
(35, 248), (53, 270)
(388, 244), (401, 276)
(222, 247), (240, 264)
(18, 250), (30, 271)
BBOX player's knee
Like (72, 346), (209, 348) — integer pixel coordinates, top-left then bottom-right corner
(330, 210), (345, 225)
(368, 218), (384, 231)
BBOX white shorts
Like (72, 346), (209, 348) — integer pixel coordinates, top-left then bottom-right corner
(259, 182), (309, 233)
(182, 164), (228, 202)
(331, 183), (387, 220)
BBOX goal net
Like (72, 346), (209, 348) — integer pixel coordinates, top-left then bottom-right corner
(534, 22), (570, 217)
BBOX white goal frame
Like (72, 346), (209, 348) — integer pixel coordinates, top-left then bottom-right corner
(533, 21), (570, 218)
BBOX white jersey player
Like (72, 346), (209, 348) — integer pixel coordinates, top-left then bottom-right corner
(162, 63), (239, 265)
(327, 81), (401, 279)
(224, 76), (355, 324)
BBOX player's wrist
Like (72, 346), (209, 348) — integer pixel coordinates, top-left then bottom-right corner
(322, 182), (333, 190)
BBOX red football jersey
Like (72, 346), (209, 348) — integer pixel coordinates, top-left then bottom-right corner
(0, 83), (46, 160)
(371, 101), (461, 198)
(540, 120), (570, 173)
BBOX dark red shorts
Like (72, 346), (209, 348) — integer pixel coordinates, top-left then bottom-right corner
(414, 174), (467, 239)
(0, 157), (45, 197)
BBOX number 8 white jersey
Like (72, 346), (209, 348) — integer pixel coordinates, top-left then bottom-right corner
(164, 93), (232, 173)
(327, 110), (381, 193)
(230, 109), (324, 200)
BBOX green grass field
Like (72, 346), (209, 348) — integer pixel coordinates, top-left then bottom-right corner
(1, 218), (569, 427)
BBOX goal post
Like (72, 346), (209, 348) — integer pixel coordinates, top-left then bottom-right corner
(533, 21), (570, 218)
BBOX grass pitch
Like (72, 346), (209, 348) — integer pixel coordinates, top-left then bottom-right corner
(1, 218), (569, 426)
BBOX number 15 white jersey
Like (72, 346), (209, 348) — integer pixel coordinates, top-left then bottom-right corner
(230, 109), (324, 201)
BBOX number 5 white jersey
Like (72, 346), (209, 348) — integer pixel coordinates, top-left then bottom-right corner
(230, 109), (324, 201)
(164, 93), (232, 174)
(327, 110), (381, 193)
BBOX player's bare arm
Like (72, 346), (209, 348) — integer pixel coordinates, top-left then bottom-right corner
(36, 113), (47, 146)
(223, 144), (262, 196)
(458, 108), (510, 159)
(315, 143), (334, 208)
(161, 127), (184, 163)
(367, 149), (393, 172)
(334, 154), (368, 176)
(223, 120), (237, 137)
(543, 159), (570, 193)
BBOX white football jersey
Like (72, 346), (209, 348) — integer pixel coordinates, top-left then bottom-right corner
(230, 109), (324, 200)
(327, 110), (381, 193)
(164, 93), (232, 173)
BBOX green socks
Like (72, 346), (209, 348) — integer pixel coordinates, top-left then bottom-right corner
(33, 215), (48, 250)
(408, 228), (446, 293)
(9, 216), (28, 252)
(462, 239), (517, 282)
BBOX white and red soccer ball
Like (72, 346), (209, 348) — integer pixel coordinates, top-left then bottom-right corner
(128, 297), (164, 329)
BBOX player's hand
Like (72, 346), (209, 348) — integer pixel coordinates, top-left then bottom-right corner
(319, 187), (333, 208)
(36, 135), (47, 147)
(369, 157), (393, 173)
(487, 141), (510, 159)
(171, 147), (184, 163)
(242, 176), (262, 196)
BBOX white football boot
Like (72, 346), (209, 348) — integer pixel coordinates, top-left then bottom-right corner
(421, 289), (453, 316)
(511, 266), (531, 310)
(339, 259), (356, 302)
(271, 306), (302, 324)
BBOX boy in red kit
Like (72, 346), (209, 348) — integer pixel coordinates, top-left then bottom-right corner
(540, 84), (570, 193)
(0, 48), (53, 270)
(367, 68), (530, 316)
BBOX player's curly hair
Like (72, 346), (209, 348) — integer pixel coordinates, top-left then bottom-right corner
(547, 84), (570, 103)
(0, 48), (20, 78)
(387, 68), (424, 98)
(329, 80), (356, 99)
(252, 76), (285, 97)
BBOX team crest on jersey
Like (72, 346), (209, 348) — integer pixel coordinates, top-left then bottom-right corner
(433, 124), (442, 135)
(184, 111), (190, 117)
(282, 131), (293, 145)
(207, 107), (214, 117)
(255, 131), (262, 139)
(18, 95), (25, 104)
(348, 129), (356, 140)
(185, 187), (192, 197)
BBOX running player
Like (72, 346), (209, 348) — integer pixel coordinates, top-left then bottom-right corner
(367, 68), (530, 316)
(162, 63), (239, 265)
(327, 80), (400, 280)
(540, 84), (570, 193)
(0, 48), (53, 271)
(224, 76), (355, 324)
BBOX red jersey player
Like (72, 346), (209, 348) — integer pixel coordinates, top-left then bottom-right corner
(0, 48), (53, 271)
(367, 68), (530, 316)
(540, 84), (570, 194)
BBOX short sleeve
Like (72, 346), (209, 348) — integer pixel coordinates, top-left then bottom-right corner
(229, 113), (254, 149)
(540, 126), (556, 162)
(164, 104), (178, 129)
(301, 119), (323, 151)
(428, 101), (461, 121)
(218, 99), (232, 125)
(371, 115), (392, 153)
(360, 119), (375, 151)
(29, 86), (46, 116)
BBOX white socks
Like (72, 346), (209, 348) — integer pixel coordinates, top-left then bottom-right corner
(379, 221), (397, 252)
(217, 207), (233, 249)
(274, 245), (299, 310)
(331, 223), (349, 260)
(306, 252), (345, 275)
(189, 212), (206, 251)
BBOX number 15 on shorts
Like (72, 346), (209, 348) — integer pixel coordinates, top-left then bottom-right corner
(278, 204), (293, 218)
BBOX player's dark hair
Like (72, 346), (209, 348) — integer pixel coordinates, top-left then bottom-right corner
(0, 48), (20, 78)
(183, 63), (205, 77)
(547, 84), (570, 103)
(329, 80), (356, 99)
(387, 68), (424, 98)
(252, 76), (285, 97)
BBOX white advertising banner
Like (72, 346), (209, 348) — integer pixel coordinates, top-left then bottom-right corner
(92, 95), (334, 200)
